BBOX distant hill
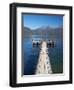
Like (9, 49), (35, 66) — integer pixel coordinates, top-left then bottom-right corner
(22, 26), (33, 37)
(23, 26), (63, 39)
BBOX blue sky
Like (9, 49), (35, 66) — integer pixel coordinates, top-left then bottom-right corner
(22, 14), (63, 30)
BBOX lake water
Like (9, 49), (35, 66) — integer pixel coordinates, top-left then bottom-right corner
(23, 35), (63, 75)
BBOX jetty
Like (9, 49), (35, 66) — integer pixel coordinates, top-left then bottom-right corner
(36, 41), (52, 74)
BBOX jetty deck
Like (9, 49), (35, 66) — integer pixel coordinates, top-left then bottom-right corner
(36, 41), (52, 74)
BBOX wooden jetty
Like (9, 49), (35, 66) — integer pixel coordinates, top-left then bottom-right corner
(36, 41), (52, 74)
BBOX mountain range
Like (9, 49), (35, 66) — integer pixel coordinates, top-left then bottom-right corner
(22, 26), (63, 39)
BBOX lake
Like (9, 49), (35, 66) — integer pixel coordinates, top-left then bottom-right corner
(23, 35), (63, 75)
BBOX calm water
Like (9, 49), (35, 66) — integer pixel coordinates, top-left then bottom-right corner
(23, 35), (63, 75)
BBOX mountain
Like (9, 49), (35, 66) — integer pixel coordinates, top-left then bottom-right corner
(33, 26), (51, 35)
(33, 26), (63, 39)
(23, 26), (63, 39)
(22, 26), (33, 37)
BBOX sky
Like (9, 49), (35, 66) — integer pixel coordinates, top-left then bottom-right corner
(22, 14), (63, 30)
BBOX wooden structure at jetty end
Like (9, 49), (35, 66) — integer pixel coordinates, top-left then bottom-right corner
(32, 39), (55, 47)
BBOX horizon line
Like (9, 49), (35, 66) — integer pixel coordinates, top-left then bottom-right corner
(23, 25), (63, 30)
